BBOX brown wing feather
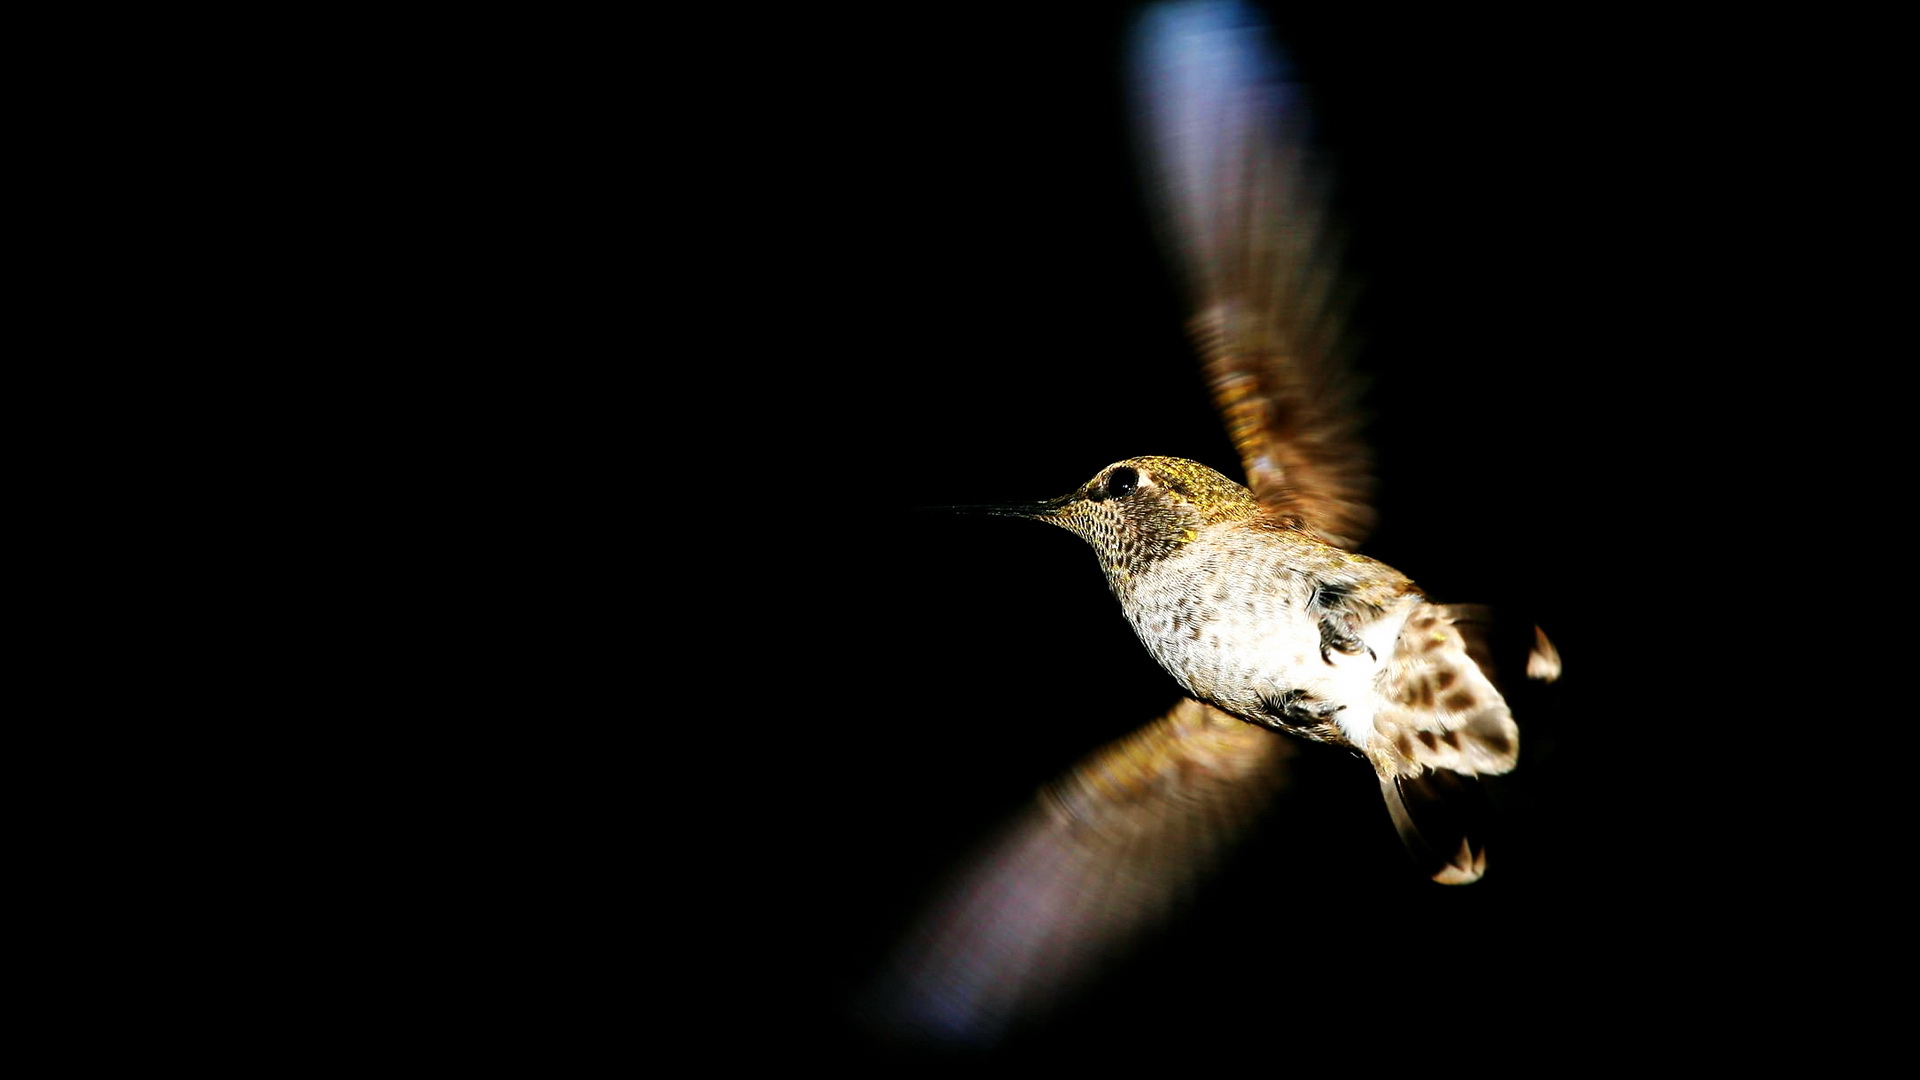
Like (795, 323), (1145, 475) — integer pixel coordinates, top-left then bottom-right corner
(1134, 6), (1374, 549)
(867, 699), (1292, 1045)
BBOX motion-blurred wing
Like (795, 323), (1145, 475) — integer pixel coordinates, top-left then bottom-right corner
(1133, 2), (1374, 549)
(867, 699), (1293, 1046)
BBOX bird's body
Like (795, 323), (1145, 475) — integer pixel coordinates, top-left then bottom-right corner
(1118, 517), (1422, 758)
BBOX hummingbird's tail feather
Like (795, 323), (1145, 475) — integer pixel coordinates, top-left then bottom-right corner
(1370, 603), (1532, 884)
(1379, 770), (1491, 885)
(1439, 603), (1563, 688)
(862, 698), (1292, 1046)
(1374, 603), (1521, 778)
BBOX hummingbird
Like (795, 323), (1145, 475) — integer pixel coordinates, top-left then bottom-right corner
(977, 452), (1557, 882)
(870, 1), (1560, 1044)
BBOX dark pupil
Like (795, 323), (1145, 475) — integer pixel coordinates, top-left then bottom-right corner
(1105, 467), (1138, 498)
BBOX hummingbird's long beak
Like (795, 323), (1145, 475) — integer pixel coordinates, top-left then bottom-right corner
(938, 494), (1076, 521)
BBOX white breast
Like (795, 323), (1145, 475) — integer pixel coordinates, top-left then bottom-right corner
(1123, 563), (1418, 753)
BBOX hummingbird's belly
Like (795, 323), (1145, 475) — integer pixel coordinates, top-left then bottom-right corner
(1122, 567), (1413, 751)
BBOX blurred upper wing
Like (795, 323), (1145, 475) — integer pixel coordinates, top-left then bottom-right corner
(865, 698), (1293, 1047)
(1132, 1), (1375, 550)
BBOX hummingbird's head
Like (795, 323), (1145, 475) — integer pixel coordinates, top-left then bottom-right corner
(1020, 456), (1263, 580)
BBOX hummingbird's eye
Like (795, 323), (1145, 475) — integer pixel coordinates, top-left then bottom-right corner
(1105, 467), (1139, 498)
